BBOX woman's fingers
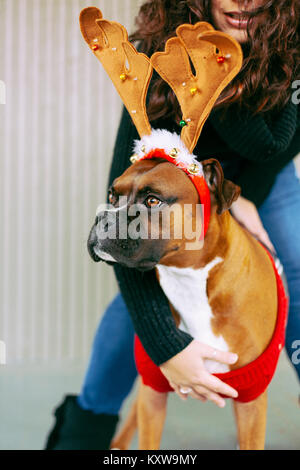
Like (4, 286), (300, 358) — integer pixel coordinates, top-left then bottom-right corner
(177, 383), (226, 407)
(173, 373), (238, 401)
(160, 340), (239, 404)
(170, 381), (209, 403)
(231, 195), (276, 253)
(256, 228), (276, 252)
(190, 388), (225, 408)
(194, 372), (238, 399)
(198, 343), (238, 365)
(187, 389), (208, 403)
(169, 381), (188, 401)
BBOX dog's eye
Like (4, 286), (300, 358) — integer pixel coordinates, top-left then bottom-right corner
(145, 196), (162, 208)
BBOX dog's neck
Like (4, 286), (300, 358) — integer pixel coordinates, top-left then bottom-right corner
(159, 210), (248, 272)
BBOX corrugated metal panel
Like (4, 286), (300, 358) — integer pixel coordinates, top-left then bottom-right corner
(0, 0), (140, 363)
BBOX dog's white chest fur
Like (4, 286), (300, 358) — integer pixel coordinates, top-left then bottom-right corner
(156, 257), (230, 373)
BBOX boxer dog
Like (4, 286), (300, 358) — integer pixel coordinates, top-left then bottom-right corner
(88, 151), (284, 450)
(80, 7), (287, 450)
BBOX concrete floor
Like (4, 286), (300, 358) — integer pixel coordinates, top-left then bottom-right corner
(0, 351), (299, 450)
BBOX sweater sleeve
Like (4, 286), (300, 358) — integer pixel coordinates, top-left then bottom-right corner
(233, 117), (300, 206)
(107, 107), (193, 366)
(209, 101), (299, 163)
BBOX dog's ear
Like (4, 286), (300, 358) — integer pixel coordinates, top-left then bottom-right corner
(202, 158), (241, 214)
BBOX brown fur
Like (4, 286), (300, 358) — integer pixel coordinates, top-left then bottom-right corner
(108, 159), (277, 450)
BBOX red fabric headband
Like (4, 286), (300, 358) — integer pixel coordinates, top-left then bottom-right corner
(138, 148), (211, 239)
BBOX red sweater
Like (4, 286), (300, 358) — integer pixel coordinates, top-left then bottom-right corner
(134, 249), (288, 403)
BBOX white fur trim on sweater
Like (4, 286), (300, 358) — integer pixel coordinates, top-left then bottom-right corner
(133, 129), (203, 175)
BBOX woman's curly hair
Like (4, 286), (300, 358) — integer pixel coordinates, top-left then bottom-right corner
(130, 0), (300, 121)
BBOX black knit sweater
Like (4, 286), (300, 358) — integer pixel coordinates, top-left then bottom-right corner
(107, 100), (300, 366)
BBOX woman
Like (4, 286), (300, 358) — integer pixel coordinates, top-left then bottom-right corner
(46, 0), (299, 449)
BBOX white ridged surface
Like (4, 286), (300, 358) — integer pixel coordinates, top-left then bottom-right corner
(0, 0), (140, 363)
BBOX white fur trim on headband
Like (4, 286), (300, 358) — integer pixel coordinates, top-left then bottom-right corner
(133, 129), (203, 174)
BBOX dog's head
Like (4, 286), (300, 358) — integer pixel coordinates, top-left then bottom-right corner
(87, 157), (240, 270)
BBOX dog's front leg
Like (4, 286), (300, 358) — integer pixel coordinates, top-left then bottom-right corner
(137, 382), (168, 450)
(233, 391), (267, 450)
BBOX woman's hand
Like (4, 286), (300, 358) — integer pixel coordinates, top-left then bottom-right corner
(230, 195), (275, 252)
(159, 340), (239, 408)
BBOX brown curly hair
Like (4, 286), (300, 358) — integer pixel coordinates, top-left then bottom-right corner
(130, 0), (300, 122)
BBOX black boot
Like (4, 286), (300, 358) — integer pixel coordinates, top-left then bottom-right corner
(45, 395), (118, 450)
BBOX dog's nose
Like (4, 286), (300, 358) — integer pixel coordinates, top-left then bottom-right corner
(87, 226), (101, 262)
(96, 210), (116, 233)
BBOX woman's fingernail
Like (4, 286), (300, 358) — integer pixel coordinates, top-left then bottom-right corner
(230, 353), (238, 363)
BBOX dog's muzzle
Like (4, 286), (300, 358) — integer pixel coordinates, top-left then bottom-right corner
(87, 210), (115, 262)
(87, 224), (101, 262)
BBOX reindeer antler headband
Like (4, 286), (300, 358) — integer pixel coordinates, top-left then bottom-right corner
(79, 7), (243, 237)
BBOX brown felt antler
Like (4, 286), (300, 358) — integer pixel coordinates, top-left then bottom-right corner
(79, 7), (153, 137)
(150, 22), (243, 152)
(79, 8), (243, 150)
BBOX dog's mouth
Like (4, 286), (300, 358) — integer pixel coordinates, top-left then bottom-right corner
(93, 246), (117, 264)
(92, 244), (159, 271)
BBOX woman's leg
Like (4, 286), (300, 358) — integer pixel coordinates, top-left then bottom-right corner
(45, 293), (137, 449)
(78, 293), (137, 415)
(258, 160), (300, 381)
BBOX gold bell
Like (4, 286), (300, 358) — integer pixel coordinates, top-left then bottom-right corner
(169, 148), (179, 159)
(190, 87), (198, 96)
(130, 154), (140, 164)
(120, 73), (127, 81)
(188, 163), (200, 175)
(141, 145), (146, 153)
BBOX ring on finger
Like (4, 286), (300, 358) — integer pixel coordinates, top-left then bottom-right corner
(179, 386), (192, 394)
(188, 390), (207, 402)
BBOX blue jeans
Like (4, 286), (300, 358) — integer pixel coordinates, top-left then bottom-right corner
(258, 161), (300, 382)
(78, 160), (300, 415)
